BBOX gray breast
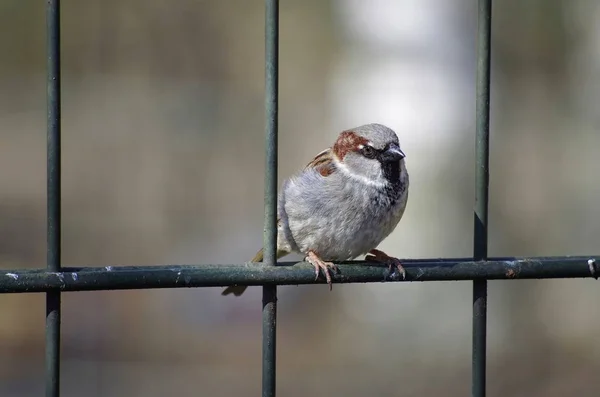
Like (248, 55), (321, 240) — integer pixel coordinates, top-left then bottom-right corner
(279, 167), (408, 261)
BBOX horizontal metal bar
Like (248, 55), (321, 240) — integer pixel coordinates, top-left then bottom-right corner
(0, 257), (596, 294)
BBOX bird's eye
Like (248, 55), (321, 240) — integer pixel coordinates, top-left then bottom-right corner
(361, 145), (377, 159)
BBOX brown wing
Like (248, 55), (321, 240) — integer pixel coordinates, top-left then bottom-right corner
(305, 148), (336, 177)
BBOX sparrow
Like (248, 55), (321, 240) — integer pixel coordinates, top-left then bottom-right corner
(222, 123), (409, 296)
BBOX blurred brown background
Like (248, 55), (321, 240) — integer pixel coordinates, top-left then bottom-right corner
(1, 0), (600, 396)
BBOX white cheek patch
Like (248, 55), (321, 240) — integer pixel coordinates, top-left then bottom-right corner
(333, 156), (387, 188)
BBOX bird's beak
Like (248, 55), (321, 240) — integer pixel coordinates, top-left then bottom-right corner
(381, 144), (405, 162)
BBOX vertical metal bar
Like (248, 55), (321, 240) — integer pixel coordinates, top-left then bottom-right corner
(473, 1), (491, 397)
(46, 0), (62, 396)
(262, 1), (279, 397)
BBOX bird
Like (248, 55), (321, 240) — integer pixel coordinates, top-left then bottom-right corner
(222, 123), (409, 296)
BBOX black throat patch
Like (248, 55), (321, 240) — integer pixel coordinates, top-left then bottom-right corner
(380, 160), (400, 183)
(373, 160), (405, 207)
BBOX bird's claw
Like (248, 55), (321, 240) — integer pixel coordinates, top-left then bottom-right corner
(366, 250), (406, 280)
(306, 252), (339, 291)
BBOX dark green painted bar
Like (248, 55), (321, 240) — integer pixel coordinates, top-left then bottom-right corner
(263, 1), (279, 397)
(473, 1), (492, 396)
(46, 0), (62, 396)
(0, 257), (596, 293)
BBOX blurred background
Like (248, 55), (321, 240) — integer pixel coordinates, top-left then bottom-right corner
(1, 0), (599, 395)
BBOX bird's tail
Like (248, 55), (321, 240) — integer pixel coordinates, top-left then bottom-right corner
(221, 248), (285, 296)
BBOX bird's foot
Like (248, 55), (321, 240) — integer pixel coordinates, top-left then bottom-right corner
(365, 249), (406, 280)
(306, 251), (339, 291)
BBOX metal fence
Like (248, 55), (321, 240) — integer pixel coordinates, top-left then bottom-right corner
(3, 1), (597, 397)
